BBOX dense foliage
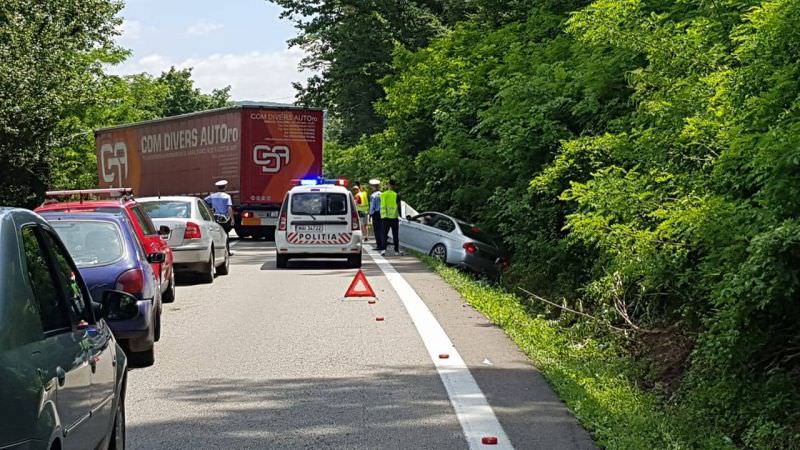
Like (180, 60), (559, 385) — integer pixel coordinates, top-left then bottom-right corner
(270, 0), (470, 145)
(302, 0), (800, 447)
(0, 0), (123, 208)
(0, 0), (231, 208)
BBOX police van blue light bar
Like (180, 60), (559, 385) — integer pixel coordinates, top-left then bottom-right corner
(294, 177), (349, 187)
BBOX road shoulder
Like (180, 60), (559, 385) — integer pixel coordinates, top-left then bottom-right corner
(377, 254), (596, 449)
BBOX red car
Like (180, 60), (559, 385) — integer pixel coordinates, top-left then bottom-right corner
(36, 188), (176, 302)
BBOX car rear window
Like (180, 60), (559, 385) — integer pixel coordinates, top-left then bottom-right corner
(291, 193), (348, 216)
(141, 201), (192, 219)
(457, 221), (500, 245)
(51, 220), (125, 268)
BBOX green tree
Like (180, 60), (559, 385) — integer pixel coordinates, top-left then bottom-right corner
(157, 67), (231, 117)
(0, 0), (123, 208)
(270, 0), (467, 145)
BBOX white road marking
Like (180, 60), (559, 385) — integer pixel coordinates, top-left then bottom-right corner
(367, 250), (513, 450)
(229, 239), (241, 247)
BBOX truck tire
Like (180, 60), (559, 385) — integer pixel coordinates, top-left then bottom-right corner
(234, 227), (251, 239)
(348, 254), (362, 268)
(276, 254), (288, 269)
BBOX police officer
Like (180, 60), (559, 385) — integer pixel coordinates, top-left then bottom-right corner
(354, 182), (370, 240)
(368, 179), (383, 250)
(206, 180), (235, 255)
(380, 179), (403, 256)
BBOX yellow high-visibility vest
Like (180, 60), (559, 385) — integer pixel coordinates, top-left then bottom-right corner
(357, 191), (369, 212)
(381, 190), (398, 219)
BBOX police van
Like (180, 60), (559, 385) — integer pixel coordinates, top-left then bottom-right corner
(274, 178), (363, 268)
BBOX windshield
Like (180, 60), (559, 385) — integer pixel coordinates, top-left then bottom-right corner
(51, 220), (125, 267)
(291, 193), (348, 216)
(141, 200), (192, 219)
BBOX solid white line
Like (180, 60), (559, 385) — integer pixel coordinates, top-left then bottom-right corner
(367, 250), (513, 450)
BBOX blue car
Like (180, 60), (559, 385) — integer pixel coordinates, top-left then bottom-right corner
(41, 211), (163, 367)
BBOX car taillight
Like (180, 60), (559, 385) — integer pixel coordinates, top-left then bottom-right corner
(184, 222), (201, 239)
(116, 268), (144, 297)
(500, 257), (510, 269)
(278, 208), (287, 231)
(242, 211), (253, 219)
(463, 242), (477, 254)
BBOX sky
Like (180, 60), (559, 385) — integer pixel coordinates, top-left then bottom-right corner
(109, 0), (309, 102)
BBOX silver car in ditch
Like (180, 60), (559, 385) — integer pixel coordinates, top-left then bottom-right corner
(399, 212), (508, 277)
(138, 196), (230, 282)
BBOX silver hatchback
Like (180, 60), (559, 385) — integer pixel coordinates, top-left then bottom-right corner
(139, 196), (230, 282)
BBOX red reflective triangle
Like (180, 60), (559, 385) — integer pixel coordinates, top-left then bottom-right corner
(345, 270), (376, 297)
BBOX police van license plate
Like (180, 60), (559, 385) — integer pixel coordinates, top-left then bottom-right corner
(297, 225), (323, 232)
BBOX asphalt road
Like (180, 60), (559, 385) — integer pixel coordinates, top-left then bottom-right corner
(125, 239), (595, 449)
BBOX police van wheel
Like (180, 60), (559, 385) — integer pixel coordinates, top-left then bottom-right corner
(276, 254), (288, 269)
(348, 254), (362, 268)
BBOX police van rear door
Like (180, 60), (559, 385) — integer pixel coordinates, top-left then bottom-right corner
(288, 190), (352, 245)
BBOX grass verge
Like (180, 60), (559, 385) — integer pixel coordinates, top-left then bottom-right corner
(419, 255), (725, 450)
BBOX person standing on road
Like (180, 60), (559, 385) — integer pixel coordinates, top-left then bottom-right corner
(205, 180), (235, 255)
(369, 179), (383, 251)
(380, 179), (403, 256)
(354, 182), (370, 241)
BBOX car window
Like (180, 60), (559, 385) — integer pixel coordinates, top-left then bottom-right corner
(291, 193), (348, 215)
(40, 229), (91, 325)
(197, 200), (212, 221)
(51, 220), (125, 267)
(131, 205), (157, 235)
(431, 216), (456, 233)
(141, 201), (192, 219)
(21, 227), (71, 334)
(413, 213), (435, 226)
(457, 221), (501, 246)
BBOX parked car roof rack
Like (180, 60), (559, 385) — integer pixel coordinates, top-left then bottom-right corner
(44, 188), (134, 203)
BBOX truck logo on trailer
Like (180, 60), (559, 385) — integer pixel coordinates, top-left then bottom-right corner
(253, 145), (290, 173)
(100, 142), (128, 184)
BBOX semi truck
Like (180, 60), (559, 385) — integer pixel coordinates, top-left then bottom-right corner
(95, 105), (324, 240)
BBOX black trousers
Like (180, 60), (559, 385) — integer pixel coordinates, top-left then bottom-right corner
(371, 213), (384, 250)
(383, 218), (399, 252)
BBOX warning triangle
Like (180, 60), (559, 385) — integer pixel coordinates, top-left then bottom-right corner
(345, 270), (376, 298)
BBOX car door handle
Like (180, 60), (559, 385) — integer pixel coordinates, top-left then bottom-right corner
(55, 366), (66, 386)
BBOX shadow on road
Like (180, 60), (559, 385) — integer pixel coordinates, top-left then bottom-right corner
(127, 366), (593, 449)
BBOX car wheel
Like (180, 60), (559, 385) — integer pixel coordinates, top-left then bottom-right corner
(276, 254), (288, 269)
(109, 386), (126, 450)
(153, 309), (162, 342)
(348, 253), (362, 268)
(199, 248), (215, 283)
(430, 244), (447, 262)
(162, 272), (176, 303)
(217, 244), (230, 276)
(128, 347), (154, 368)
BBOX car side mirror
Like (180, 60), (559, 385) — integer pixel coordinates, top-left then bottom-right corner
(158, 225), (170, 236)
(406, 215), (412, 220)
(147, 252), (166, 264)
(214, 214), (228, 224)
(101, 290), (139, 321)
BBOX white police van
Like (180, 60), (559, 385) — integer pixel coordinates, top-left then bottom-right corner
(274, 178), (363, 268)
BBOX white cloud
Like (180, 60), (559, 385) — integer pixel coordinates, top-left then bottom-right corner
(185, 20), (225, 36)
(108, 48), (310, 103)
(116, 19), (143, 41)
